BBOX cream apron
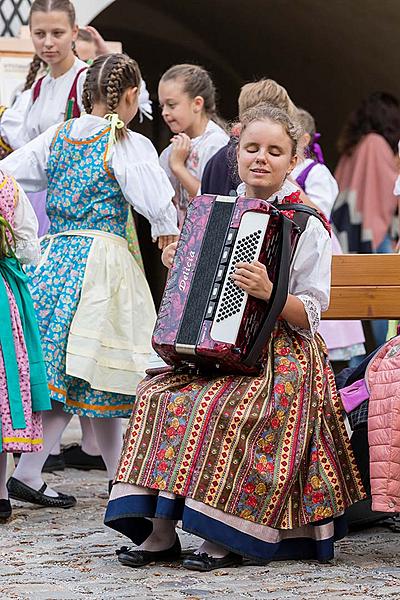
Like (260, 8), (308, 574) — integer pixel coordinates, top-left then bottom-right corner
(38, 229), (156, 395)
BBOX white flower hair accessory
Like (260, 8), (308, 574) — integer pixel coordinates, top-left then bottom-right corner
(138, 79), (153, 122)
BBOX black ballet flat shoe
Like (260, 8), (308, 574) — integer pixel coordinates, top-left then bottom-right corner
(7, 477), (77, 509)
(116, 536), (182, 568)
(62, 444), (106, 471)
(42, 453), (65, 473)
(0, 499), (12, 522)
(182, 551), (243, 572)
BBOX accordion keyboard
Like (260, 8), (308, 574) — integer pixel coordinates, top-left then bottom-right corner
(210, 211), (270, 344)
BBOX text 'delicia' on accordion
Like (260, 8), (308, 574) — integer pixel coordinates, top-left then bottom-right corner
(152, 194), (297, 374)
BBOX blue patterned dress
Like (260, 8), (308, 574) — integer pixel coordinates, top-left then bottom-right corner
(28, 120), (136, 418)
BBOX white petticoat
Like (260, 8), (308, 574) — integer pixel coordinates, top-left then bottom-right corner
(43, 229), (156, 395)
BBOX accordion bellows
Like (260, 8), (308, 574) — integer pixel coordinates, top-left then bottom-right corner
(152, 194), (294, 374)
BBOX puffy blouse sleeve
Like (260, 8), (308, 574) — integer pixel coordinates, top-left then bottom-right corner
(288, 216), (332, 338)
(0, 89), (32, 150)
(112, 132), (179, 239)
(13, 182), (41, 265)
(198, 130), (229, 176)
(305, 164), (339, 219)
(76, 68), (87, 113)
(0, 123), (59, 192)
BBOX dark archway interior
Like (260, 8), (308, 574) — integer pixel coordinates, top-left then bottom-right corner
(91, 0), (399, 302)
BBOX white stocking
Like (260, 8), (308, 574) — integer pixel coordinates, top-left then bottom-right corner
(49, 416), (101, 456)
(12, 401), (72, 497)
(80, 416), (101, 456)
(0, 453), (8, 499)
(90, 418), (122, 480)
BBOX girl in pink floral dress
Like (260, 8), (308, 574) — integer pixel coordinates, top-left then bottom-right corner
(0, 170), (50, 522)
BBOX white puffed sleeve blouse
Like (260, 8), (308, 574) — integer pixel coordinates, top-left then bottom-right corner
(13, 183), (41, 265)
(237, 180), (332, 337)
(0, 58), (88, 150)
(0, 114), (179, 239)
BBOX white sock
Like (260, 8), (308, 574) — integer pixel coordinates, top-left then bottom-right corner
(13, 401), (72, 497)
(90, 418), (122, 480)
(195, 540), (229, 558)
(50, 437), (61, 456)
(136, 518), (176, 551)
(0, 453), (8, 500)
(80, 416), (101, 456)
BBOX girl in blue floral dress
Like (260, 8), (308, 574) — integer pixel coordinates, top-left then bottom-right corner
(1, 53), (179, 507)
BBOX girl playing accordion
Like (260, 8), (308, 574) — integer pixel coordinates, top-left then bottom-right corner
(105, 103), (365, 570)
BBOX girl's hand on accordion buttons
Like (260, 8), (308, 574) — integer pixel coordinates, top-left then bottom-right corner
(232, 261), (273, 301)
(161, 241), (179, 268)
(157, 235), (179, 251)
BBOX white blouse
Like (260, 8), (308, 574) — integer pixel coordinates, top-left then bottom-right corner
(0, 58), (87, 150)
(0, 115), (179, 239)
(160, 120), (229, 206)
(237, 179), (332, 337)
(13, 184), (41, 265)
(291, 158), (339, 219)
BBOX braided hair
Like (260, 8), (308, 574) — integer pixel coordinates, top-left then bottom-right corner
(82, 54), (142, 140)
(24, 0), (76, 91)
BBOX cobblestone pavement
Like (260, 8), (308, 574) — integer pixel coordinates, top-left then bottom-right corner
(1, 421), (400, 599)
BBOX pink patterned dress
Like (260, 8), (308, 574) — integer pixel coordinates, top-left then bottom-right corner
(0, 173), (46, 452)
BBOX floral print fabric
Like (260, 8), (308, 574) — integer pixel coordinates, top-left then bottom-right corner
(27, 121), (136, 417)
(116, 322), (365, 530)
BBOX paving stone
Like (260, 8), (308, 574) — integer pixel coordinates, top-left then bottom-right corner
(1, 419), (400, 599)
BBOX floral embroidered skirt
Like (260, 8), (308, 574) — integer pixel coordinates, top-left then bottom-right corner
(105, 322), (365, 562)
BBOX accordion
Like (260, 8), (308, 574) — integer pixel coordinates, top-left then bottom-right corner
(153, 194), (300, 374)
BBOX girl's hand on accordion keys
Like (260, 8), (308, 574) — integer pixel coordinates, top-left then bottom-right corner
(161, 241), (178, 268)
(232, 261), (273, 301)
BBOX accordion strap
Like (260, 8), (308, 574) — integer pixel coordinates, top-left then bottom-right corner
(243, 212), (292, 368)
(278, 203), (329, 232)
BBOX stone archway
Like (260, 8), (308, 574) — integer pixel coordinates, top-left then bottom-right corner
(88, 0), (400, 304)
(74, 0), (116, 26)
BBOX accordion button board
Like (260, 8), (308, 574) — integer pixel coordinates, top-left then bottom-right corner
(210, 211), (270, 344)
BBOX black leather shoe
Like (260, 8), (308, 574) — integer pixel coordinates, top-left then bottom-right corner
(116, 536), (181, 568)
(42, 453), (65, 473)
(62, 444), (106, 471)
(182, 551), (243, 572)
(7, 477), (77, 509)
(0, 499), (12, 522)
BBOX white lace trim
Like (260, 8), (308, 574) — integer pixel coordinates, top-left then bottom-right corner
(290, 293), (321, 339)
(15, 238), (41, 266)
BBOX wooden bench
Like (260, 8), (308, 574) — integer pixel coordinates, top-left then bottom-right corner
(323, 254), (400, 320)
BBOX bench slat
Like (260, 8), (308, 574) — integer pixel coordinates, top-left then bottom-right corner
(323, 287), (400, 319)
(331, 254), (400, 286)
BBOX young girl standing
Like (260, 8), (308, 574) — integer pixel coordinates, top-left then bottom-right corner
(158, 64), (229, 226)
(1, 53), (179, 508)
(105, 104), (365, 570)
(0, 171), (51, 522)
(292, 108), (366, 366)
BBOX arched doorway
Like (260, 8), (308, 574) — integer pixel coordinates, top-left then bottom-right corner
(88, 0), (400, 304)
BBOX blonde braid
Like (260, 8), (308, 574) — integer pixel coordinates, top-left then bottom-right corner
(23, 54), (46, 91)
